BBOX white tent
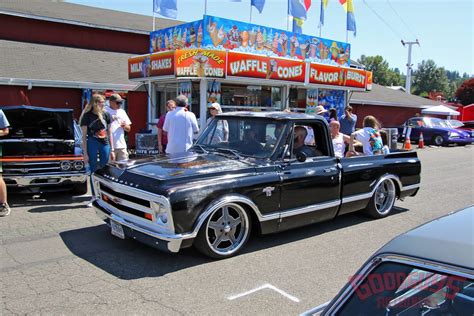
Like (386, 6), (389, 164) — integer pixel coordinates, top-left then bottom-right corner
(421, 105), (460, 116)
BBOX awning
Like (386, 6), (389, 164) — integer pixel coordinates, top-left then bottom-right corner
(421, 105), (460, 116)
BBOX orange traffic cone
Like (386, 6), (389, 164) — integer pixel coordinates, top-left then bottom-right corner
(403, 130), (412, 150)
(418, 132), (425, 149)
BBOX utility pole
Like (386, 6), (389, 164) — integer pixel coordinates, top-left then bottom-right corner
(401, 39), (420, 95)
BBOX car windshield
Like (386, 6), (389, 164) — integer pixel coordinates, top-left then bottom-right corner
(445, 120), (464, 128)
(425, 118), (448, 128)
(195, 117), (287, 158)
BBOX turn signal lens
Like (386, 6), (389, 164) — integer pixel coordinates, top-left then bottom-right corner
(144, 213), (153, 221)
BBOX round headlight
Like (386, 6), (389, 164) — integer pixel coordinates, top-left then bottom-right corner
(73, 160), (84, 170)
(60, 161), (71, 171)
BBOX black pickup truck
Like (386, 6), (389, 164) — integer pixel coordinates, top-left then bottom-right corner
(93, 112), (421, 259)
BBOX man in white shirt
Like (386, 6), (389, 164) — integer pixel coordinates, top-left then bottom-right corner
(163, 95), (199, 154)
(105, 93), (132, 160)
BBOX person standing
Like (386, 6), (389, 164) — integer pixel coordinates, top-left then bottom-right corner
(340, 105), (357, 135)
(105, 93), (132, 160)
(0, 110), (11, 216)
(206, 103), (228, 143)
(328, 108), (338, 123)
(80, 94), (114, 206)
(163, 95), (199, 154)
(157, 100), (176, 154)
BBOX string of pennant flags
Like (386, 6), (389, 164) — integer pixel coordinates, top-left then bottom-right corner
(153, 0), (356, 38)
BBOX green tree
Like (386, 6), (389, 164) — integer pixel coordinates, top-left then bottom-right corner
(412, 60), (449, 96)
(357, 55), (403, 86)
(455, 78), (474, 105)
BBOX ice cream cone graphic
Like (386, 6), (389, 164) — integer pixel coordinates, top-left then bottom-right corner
(193, 53), (208, 77)
(266, 59), (277, 79)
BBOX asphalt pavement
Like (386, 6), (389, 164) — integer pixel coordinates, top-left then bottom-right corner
(1, 145), (473, 315)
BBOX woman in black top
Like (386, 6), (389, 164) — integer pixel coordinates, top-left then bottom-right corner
(79, 94), (114, 203)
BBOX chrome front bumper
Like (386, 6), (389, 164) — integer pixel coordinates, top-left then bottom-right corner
(94, 199), (194, 253)
(4, 173), (87, 187)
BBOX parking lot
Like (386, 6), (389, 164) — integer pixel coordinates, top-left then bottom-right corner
(1, 145), (473, 315)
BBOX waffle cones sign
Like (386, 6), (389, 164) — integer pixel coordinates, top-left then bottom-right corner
(309, 64), (367, 88)
(175, 49), (225, 78)
(227, 52), (305, 82)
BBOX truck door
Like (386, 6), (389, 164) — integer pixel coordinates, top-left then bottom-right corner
(277, 121), (341, 231)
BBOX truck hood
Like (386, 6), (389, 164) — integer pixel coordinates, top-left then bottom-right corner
(119, 151), (256, 181)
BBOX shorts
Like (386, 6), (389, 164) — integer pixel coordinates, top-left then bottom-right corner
(0, 144), (3, 173)
(114, 148), (129, 161)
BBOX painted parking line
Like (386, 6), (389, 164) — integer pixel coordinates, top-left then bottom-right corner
(227, 283), (300, 303)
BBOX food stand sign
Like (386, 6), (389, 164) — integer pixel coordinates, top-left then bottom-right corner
(308, 64), (367, 88)
(366, 71), (373, 90)
(175, 49), (226, 78)
(227, 52), (305, 82)
(128, 55), (151, 79)
(128, 51), (175, 79)
(345, 68), (367, 89)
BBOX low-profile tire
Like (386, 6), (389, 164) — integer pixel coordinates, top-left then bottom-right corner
(365, 179), (397, 219)
(432, 135), (445, 146)
(71, 182), (88, 195)
(194, 202), (251, 259)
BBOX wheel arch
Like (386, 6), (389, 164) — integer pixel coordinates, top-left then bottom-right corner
(191, 194), (262, 238)
(376, 174), (402, 199)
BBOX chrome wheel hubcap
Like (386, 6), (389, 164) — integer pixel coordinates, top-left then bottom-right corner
(206, 203), (249, 256)
(375, 179), (396, 215)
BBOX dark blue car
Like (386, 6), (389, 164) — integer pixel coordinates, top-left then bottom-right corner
(398, 117), (473, 146)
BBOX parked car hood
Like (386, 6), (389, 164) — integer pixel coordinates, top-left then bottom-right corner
(0, 105), (76, 156)
(116, 151), (257, 181)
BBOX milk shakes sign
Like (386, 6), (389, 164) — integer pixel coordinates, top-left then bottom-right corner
(175, 49), (225, 78)
(227, 52), (305, 82)
(128, 51), (174, 79)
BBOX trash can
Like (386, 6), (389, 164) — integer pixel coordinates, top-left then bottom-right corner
(382, 128), (399, 150)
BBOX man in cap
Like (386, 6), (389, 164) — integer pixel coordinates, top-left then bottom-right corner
(340, 105), (357, 135)
(105, 93), (132, 160)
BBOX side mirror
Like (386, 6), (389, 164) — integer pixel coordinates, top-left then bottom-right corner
(296, 152), (307, 162)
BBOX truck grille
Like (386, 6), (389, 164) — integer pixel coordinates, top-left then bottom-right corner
(2, 161), (61, 175)
(98, 183), (153, 221)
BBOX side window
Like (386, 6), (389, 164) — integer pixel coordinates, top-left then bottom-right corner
(337, 261), (473, 315)
(291, 122), (329, 159)
(407, 119), (418, 127)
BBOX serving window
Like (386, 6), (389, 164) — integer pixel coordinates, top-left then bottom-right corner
(220, 84), (282, 111)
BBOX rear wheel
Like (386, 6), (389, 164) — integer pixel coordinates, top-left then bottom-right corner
(194, 202), (251, 259)
(432, 135), (445, 146)
(365, 179), (397, 219)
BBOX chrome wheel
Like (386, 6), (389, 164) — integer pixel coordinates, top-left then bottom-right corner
(374, 179), (396, 215)
(205, 203), (250, 256)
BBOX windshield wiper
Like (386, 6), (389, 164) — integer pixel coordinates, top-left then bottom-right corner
(193, 144), (209, 153)
(215, 148), (243, 160)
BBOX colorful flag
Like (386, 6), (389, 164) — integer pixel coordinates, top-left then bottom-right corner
(289, 0), (311, 33)
(251, 0), (265, 13)
(293, 17), (305, 33)
(153, 0), (178, 19)
(320, 0), (328, 26)
(339, 0), (356, 35)
(289, 0), (311, 19)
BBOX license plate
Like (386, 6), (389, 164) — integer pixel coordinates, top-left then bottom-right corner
(110, 220), (125, 239)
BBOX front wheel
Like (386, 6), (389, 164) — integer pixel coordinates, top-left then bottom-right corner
(194, 202), (251, 259)
(365, 179), (397, 219)
(432, 135), (445, 146)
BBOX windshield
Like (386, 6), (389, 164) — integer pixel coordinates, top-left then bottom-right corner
(445, 120), (464, 128)
(195, 117), (287, 158)
(425, 118), (448, 128)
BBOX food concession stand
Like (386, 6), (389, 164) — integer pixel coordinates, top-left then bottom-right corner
(128, 15), (372, 153)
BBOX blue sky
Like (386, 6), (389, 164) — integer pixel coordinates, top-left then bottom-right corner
(68, 0), (473, 75)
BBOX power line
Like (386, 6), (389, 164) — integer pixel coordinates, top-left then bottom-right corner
(386, 0), (418, 40)
(362, 0), (404, 40)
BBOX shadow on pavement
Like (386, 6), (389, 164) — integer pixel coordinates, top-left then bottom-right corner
(59, 206), (409, 280)
(8, 192), (90, 210)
